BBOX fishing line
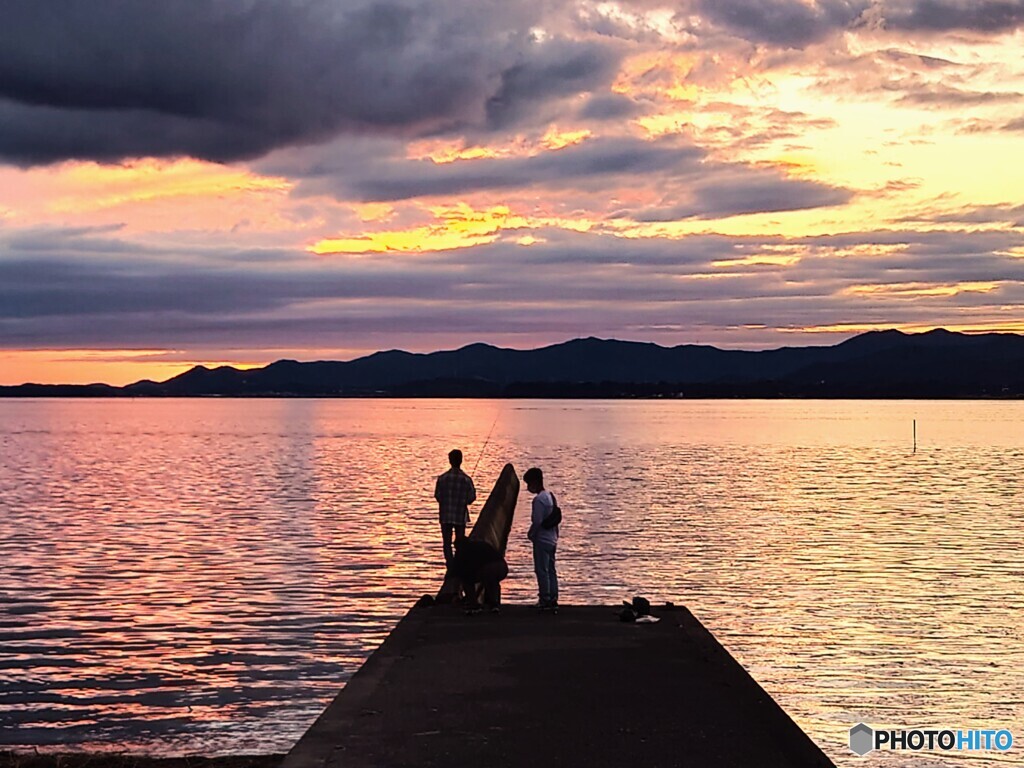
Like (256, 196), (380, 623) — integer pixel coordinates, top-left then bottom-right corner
(471, 409), (501, 476)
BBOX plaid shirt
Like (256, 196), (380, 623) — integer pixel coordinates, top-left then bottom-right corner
(435, 468), (476, 525)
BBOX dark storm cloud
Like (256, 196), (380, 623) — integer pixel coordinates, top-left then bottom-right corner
(692, 0), (866, 47)
(0, 226), (461, 322)
(876, 49), (960, 68)
(681, 0), (1024, 47)
(0, 99), (291, 166)
(578, 94), (645, 121)
(633, 172), (853, 221)
(5, 1), (1020, 167)
(483, 40), (622, 129)
(898, 204), (1024, 227)
(297, 136), (706, 201)
(0, 0), (621, 166)
(799, 228), (1024, 257)
(281, 134), (855, 218)
(884, 0), (1024, 32)
(896, 84), (1021, 106)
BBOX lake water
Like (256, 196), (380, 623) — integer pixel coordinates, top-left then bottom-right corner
(1, 398), (1022, 766)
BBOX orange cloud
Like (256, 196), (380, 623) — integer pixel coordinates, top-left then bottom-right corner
(842, 281), (999, 298)
(50, 159), (291, 212)
(310, 203), (593, 255)
(311, 203), (515, 254)
(0, 158), (296, 237)
(406, 126), (593, 165)
(614, 50), (698, 100)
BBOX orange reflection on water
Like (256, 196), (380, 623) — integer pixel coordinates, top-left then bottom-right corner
(2, 398), (1023, 765)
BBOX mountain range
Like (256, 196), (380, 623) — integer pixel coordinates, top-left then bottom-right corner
(4, 329), (1024, 398)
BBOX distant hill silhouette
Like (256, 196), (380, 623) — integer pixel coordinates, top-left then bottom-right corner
(3, 329), (1024, 398)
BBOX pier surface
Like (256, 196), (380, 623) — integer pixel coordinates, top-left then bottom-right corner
(282, 604), (835, 768)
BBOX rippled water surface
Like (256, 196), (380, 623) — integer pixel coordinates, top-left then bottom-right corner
(2, 398), (1023, 766)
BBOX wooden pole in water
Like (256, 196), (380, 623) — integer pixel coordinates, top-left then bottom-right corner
(913, 419), (917, 453)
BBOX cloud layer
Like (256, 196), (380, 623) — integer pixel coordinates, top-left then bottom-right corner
(3, 0), (1024, 382)
(4, 223), (1022, 352)
(0, 0), (619, 164)
(7, 1), (1024, 165)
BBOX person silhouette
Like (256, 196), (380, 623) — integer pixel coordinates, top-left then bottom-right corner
(434, 449), (476, 567)
(524, 466), (559, 613)
(451, 538), (508, 614)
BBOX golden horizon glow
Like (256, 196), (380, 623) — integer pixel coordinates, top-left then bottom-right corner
(0, 350), (264, 387)
(785, 321), (1024, 335)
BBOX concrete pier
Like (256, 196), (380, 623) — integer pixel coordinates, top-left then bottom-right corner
(281, 603), (834, 768)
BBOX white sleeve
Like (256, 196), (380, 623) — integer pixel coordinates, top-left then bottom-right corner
(532, 492), (552, 525)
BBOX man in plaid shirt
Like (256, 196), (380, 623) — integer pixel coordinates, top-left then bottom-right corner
(434, 449), (476, 566)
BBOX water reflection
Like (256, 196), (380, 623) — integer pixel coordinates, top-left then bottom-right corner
(1, 398), (1023, 765)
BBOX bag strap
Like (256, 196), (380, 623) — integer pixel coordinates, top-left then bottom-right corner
(542, 491), (560, 530)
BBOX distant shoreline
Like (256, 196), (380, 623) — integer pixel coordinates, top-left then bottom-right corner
(4, 329), (1024, 399)
(2, 388), (1023, 400)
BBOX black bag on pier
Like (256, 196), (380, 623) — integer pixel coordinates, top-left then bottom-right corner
(541, 494), (562, 530)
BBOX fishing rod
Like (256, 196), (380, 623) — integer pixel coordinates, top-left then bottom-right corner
(471, 410), (501, 477)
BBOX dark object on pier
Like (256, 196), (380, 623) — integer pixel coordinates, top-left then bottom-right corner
(450, 539), (508, 611)
(436, 463), (519, 603)
(620, 595), (652, 621)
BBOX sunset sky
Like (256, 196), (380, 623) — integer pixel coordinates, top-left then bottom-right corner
(3, 0), (1024, 384)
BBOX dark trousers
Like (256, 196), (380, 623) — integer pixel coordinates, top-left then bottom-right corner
(533, 542), (558, 605)
(462, 559), (509, 608)
(441, 523), (465, 566)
